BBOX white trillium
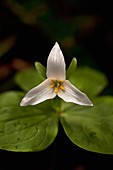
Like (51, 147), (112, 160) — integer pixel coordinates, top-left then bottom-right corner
(20, 42), (93, 106)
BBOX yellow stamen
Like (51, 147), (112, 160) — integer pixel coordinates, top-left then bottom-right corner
(60, 80), (64, 83)
(60, 85), (65, 91)
(51, 80), (55, 83)
(50, 84), (55, 88)
(54, 87), (59, 93)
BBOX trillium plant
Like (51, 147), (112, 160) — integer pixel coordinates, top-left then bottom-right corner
(20, 42), (93, 107)
(1, 42), (113, 155)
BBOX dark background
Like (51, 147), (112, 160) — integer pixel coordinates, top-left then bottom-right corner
(0, 0), (113, 169)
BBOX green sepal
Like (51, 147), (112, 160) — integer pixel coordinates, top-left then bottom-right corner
(35, 62), (46, 79)
(66, 57), (77, 79)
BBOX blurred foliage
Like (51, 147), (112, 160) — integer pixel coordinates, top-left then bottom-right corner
(0, 36), (16, 58)
(0, 0), (100, 61)
(4, 0), (99, 47)
(0, 0), (112, 82)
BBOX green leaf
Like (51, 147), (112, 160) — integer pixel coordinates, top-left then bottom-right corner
(69, 66), (108, 97)
(60, 97), (113, 154)
(0, 91), (24, 106)
(14, 67), (44, 91)
(35, 62), (46, 79)
(66, 57), (77, 79)
(0, 91), (58, 151)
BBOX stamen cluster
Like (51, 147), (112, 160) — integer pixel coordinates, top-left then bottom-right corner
(50, 80), (64, 93)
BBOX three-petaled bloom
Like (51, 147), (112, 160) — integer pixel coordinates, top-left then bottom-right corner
(20, 42), (93, 106)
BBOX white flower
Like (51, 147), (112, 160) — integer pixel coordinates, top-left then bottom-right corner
(20, 42), (93, 106)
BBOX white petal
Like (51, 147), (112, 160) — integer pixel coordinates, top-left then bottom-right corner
(20, 79), (56, 106)
(47, 42), (66, 80)
(58, 80), (93, 106)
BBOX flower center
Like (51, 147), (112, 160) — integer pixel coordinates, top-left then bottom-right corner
(50, 80), (65, 93)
